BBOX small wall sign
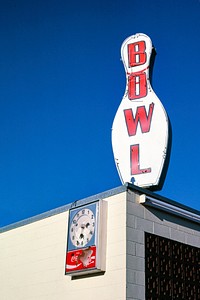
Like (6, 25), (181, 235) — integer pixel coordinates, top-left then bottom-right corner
(65, 200), (107, 276)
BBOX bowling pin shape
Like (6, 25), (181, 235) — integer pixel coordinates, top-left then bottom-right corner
(112, 33), (171, 190)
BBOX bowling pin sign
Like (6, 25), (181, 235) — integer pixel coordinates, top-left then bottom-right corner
(112, 33), (171, 190)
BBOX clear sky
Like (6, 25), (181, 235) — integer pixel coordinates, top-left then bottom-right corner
(0, 0), (200, 227)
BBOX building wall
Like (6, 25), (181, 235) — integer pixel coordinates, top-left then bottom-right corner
(126, 188), (200, 300)
(0, 190), (127, 300)
(1, 185), (200, 300)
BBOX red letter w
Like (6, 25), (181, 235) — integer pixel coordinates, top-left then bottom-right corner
(124, 103), (154, 136)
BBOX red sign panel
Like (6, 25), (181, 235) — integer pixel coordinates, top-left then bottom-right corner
(66, 246), (97, 273)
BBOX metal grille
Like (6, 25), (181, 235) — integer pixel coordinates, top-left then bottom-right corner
(145, 232), (200, 299)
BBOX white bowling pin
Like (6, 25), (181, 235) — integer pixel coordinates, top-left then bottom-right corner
(112, 33), (171, 190)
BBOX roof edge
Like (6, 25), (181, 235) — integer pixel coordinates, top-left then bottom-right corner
(1, 183), (200, 233)
(0, 185), (127, 233)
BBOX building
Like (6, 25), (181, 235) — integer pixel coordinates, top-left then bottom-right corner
(1, 183), (200, 300)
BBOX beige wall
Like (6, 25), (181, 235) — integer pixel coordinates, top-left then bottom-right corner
(0, 191), (127, 300)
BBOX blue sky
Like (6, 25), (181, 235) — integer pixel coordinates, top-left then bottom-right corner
(0, 0), (200, 227)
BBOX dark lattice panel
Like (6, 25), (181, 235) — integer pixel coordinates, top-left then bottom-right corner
(145, 233), (200, 300)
